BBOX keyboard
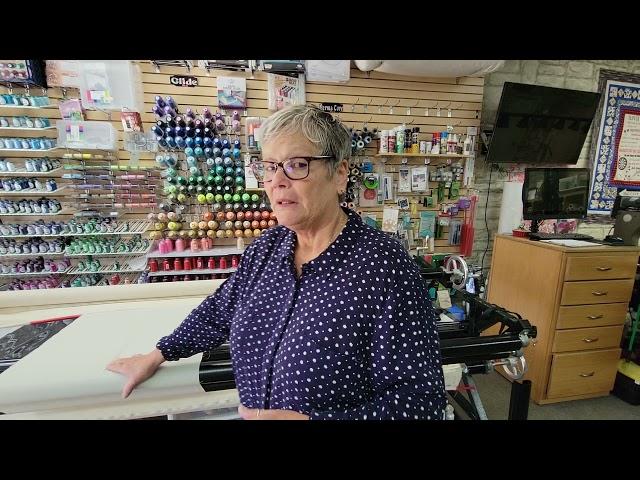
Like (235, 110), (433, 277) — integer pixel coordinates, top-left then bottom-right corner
(529, 232), (594, 241)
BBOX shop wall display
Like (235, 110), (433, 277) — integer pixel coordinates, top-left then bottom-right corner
(0, 61), (485, 291)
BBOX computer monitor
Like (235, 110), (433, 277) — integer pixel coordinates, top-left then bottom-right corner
(522, 167), (590, 232)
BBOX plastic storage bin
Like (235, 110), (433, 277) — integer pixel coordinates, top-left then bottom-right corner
(56, 120), (117, 150)
(78, 61), (143, 112)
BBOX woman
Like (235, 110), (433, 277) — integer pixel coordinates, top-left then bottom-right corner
(107, 105), (446, 420)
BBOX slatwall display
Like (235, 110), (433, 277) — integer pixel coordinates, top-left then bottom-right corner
(1, 62), (484, 254)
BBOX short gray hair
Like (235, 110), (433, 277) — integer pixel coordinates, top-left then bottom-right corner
(260, 105), (352, 173)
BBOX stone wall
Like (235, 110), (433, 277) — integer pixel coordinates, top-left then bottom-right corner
(471, 60), (640, 269)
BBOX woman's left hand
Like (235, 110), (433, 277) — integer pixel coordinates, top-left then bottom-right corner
(238, 404), (309, 420)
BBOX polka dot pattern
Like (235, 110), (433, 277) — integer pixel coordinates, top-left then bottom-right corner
(157, 208), (446, 420)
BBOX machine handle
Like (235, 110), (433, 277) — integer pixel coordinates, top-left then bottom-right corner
(579, 372), (595, 378)
(587, 314), (604, 320)
(591, 291), (607, 296)
(596, 267), (612, 271)
(582, 337), (599, 343)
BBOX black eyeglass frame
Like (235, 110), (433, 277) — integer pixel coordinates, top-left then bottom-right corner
(250, 156), (336, 181)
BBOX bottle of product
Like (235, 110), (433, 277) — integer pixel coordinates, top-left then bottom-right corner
(440, 131), (448, 155)
(448, 134), (457, 154)
(183, 258), (192, 271)
(219, 256), (228, 269)
(396, 128), (405, 154)
(412, 127), (420, 153)
(463, 135), (472, 155)
(388, 129), (396, 153)
(208, 257), (216, 269)
(379, 130), (388, 154)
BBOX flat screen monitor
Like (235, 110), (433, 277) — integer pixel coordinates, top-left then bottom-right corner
(522, 168), (590, 224)
(486, 82), (601, 164)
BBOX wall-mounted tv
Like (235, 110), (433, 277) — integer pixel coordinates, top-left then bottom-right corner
(486, 82), (601, 164)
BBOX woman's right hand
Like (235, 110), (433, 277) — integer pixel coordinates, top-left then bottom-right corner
(106, 348), (166, 399)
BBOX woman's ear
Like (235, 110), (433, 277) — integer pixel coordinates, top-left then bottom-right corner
(336, 159), (349, 190)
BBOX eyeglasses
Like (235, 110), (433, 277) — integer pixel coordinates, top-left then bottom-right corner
(250, 156), (335, 181)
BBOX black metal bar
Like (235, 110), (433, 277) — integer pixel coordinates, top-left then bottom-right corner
(439, 335), (522, 365)
(448, 391), (479, 420)
(508, 379), (532, 420)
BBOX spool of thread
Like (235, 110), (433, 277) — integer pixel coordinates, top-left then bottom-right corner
(347, 202), (355, 209)
(356, 140), (365, 149)
(350, 168), (360, 176)
(340, 201), (348, 207)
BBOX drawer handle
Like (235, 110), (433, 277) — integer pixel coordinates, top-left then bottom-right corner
(582, 337), (599, 343)
(591, 291), (608, 296)
(596, 267), (612, 271)
(579, 372), (595, 378)
(586, 314), (604, 320)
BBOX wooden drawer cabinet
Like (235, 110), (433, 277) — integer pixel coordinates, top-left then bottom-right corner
(487, 235), (639, 404)
(564, 255), (637, 281)
(552, 325), (624, 352)
(547, 349), (621, 398)
(560, 279), (634, 305)
(556, 303), (627, 329)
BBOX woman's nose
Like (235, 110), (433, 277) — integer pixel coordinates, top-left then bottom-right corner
(271, 164), (291, 186)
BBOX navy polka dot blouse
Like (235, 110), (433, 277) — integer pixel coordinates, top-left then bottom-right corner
(157, 208), (446, 420)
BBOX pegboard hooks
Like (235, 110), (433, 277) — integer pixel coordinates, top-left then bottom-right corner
(378, 98), (388, 114)
(351, 98), (360, 113)
(363, 98), (372, 113)
(389, 99), (400, 115)
(406, 100), (418, 116)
